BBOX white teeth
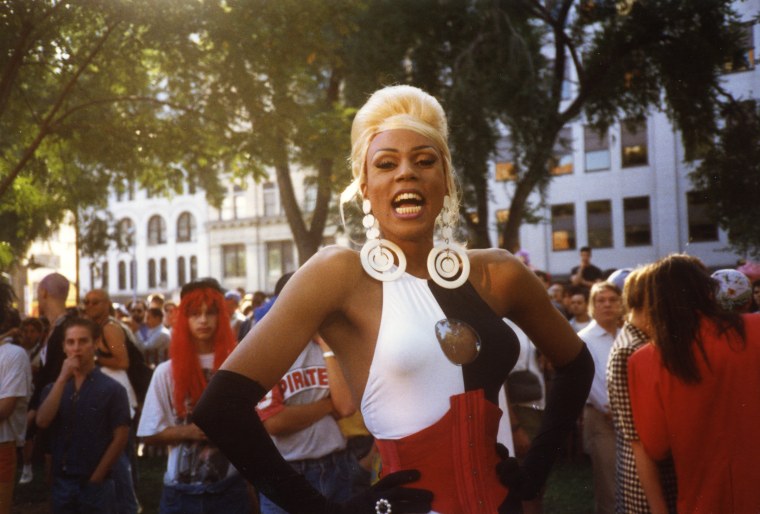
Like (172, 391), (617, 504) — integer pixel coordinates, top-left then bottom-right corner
(393, 192), (423, 202)
(395, 205), (422, 215)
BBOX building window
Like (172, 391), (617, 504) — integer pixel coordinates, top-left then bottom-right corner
(494, 138), (517, 181)
(89, 263), (97, 291)
(101, 262), (109, 289)
(129, 259), (136, 290)
(118, 261), (127, 290)
(263, 182), (279, 217)
(176, 212), (197, 242)
(148, 259), (157, 288)
(495, 209), (510, 247)
(148, 215), (167, 245)
(586, 200), (613, 248)
(621, 118), (648, 167)
(160, 258), (167, 287)
(190, 255), (198, 281)
(687, 191), (719, 242)
(724, 23), (755, 73)
(551, 203), (576, 251)
(177, 257), (187, 286)
(117, 218), (135, 249)
(222, 244), (246, 278)
(551, 127), (574, 176)
(623, 196), (652, 246)
(584, 126), (610, 172)
(303, 184), (317, 213)
(494, 162), (516, 181)
(266, 241), (295, 290)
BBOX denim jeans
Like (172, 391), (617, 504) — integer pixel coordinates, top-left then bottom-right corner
(259, 449), (355, 514)
(112, 452), (139, 514)
(51, 477), (116, 514)
(160, 473), (252, 514)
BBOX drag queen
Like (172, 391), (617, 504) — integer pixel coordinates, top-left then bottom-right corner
(195, 85), (593, 514)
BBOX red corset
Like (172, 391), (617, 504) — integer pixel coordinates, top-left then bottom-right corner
(375, 389), (509, 514)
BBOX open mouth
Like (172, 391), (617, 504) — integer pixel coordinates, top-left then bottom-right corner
(392, 192), (425, 215)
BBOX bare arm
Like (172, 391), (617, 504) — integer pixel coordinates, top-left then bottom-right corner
(221, 248), (363, 392)
(262, 398), (334, 437)
(141, 423), (207, 446)
(90, 425), (129, 483)
(97, 323), (129, 370)
(315, 335), (356, 418)
(36, 356), (78, 428)
(632, 440), (669, 514)
(0, 397), (18, 421)
(478, 250), (584, 366)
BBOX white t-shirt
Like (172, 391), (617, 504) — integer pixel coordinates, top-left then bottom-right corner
(0, 341), (32, 445)
(579, 320), (620, 413)
(137, 354), (238, 485)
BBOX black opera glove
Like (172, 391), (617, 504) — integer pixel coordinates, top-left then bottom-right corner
(496, 344), (594, 503)
(194, 369), (432, 514)
(335, 469), (433, 514)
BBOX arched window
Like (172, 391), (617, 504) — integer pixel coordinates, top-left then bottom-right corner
(101, 262), (109, 289)
(130, 259), (136, 290)
(118, 261), (127, 290)
(89, 263), (97, 290)
(176, 212), (197, 242)
(148, 259), (157, 288)
(177, 257), (186, 287)
(117, 218), (135, 249)
(160, 258), (167, 287)
(190, 255), (198, 281)
(148, 215), (167, 245)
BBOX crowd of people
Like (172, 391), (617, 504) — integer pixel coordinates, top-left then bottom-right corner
(0, 84), (759, 514)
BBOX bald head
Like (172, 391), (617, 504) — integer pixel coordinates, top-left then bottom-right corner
(39, 273), (69, 301)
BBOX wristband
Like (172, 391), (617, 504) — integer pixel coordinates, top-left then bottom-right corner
(323, 351), (335, 359)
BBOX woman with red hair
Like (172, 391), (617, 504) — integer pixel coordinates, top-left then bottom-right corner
(137, 278), (253, 514)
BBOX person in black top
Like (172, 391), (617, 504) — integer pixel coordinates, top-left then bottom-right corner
(570, 247), (603, 289)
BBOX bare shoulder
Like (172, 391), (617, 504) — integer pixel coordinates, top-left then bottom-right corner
(466, 248), (543, 316)
(284, 245), (368, 309)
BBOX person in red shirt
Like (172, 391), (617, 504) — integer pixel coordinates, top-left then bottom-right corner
(626, 254), (760, 514)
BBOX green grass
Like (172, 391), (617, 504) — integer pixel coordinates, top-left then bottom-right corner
(15, 453), (594, 513)
(13, 454), (166, 514)
(543, 456), (595, 513)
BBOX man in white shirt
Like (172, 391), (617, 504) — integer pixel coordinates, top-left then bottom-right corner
(0, 284), (32, 512)
(568, 287), (592, 333)
(578, 282), (623, 514)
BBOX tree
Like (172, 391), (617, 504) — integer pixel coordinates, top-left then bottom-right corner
(0, 0), (233, 261)
(342, 0), (745, 252)
(147, 0), (365, 265)
(691, 99), (760, 257)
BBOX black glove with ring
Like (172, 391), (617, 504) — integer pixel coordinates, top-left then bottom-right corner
(194, 370), (433, 514)
(332, 469), (432, 514)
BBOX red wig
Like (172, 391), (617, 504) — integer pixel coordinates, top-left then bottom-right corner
(170, 286), (236, 418)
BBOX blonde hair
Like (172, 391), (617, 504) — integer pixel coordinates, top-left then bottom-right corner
(340, 85), (460, 226)
(588, 281), (621, 318)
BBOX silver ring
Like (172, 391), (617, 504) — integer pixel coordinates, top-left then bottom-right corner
(375, 498), (392, 514)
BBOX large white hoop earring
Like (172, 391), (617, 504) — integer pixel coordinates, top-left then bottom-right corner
(360, 199), (406, 281)
(427, 195), (470, 289)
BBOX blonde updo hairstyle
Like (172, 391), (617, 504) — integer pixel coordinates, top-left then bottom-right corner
(341, 85), (460, 233)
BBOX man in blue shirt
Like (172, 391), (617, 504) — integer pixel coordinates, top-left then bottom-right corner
(36, 317), (131, 514)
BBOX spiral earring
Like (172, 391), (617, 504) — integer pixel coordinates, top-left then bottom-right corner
(427, 195), (470, 289)
(360, 198), (406, 281)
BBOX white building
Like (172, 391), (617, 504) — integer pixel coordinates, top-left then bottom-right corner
(487, 5), (759, 279)
(79, 170), (337, 302)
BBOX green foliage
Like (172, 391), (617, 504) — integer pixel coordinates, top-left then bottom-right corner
(691, 100), (760, 257)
